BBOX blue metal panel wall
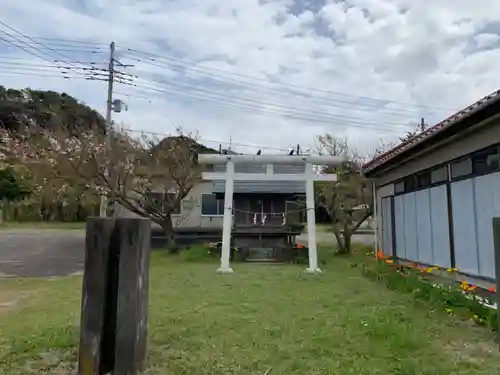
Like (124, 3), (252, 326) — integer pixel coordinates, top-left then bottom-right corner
(415, 190), (433, 265)
(473, 172), (500, 278)
(394, 195), (406, 259)
(381, 197), (393, 255)
(429, 185), (451, 269)
(451, 179), (479, 275)
(403, 193), (418, 262)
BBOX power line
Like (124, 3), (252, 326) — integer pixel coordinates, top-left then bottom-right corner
(25, 36), (107, 46)
(118, 75), (412, 131)
(122, 52), (426, 118)
(16, 35), (455, 112)
(0, 65), (109, 79)
(0, 21), (100, 77)
(128, 74), (416, 129)
(0, 71), (103, 80)
(0, 34), (63, 67)
(0, 61), (111, 73)
(0, 55), (107, 65)
(116, 83), (409, 134)
(123, 48), (455, 112)
(122, 127), (293, 152)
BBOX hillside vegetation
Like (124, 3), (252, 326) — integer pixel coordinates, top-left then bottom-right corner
(0, 86), (215, 223)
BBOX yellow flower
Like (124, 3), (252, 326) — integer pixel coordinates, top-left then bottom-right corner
(427, 267), (434, 273)
(446, 268), (453, 273)
(385, 259), (394, 264)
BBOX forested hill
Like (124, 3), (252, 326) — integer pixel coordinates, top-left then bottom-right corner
(0, 86), (106, 133)
(0, 86), (219, 154)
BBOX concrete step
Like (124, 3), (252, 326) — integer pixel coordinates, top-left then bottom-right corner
(246, 258), (278, 263)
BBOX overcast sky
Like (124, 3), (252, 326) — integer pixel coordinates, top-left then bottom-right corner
(1, 0), (500, 155)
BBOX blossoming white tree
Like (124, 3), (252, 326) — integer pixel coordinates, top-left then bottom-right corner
(0, 126), (202, 248)
(314, 134), (373, 254)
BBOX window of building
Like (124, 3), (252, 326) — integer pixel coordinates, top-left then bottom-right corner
(147, 192), (181, 214)
(450, 158), (472, 179)
(430, 166), (448, 184)
(416, 171), (431, 189)
(404, 175), (416, 192)
(394, 180), (405, 194)
(201, 194), (224, 215)
(472, 146), (500, 175)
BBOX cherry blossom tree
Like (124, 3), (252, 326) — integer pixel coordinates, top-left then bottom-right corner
(314, 134), (373, 254)
(0, 126), (203, 249)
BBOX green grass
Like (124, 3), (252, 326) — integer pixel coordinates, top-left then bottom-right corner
(1, 252), (500, 374)
(0, 221), (85, 230)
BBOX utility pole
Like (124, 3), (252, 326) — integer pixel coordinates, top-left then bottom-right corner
(99, 41), (116, 217)
(419, 117), (427, 132)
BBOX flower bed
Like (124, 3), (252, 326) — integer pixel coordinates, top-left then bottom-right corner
(356, 251), (498, 330)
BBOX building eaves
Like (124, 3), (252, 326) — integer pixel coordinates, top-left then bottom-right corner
(362, 89), (500, 175)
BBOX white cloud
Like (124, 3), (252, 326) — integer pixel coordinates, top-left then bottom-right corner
(1, 0), (500, 155)
(474, 33), (500, 49)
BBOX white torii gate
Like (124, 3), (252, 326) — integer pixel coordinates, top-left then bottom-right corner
(198, 154), (344, 273)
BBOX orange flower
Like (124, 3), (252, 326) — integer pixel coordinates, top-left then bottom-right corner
(385, 259), (394, 264)
(377, 250), (384, 258)
(490, 287), (496, 293)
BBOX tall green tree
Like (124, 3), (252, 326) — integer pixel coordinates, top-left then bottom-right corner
(0, 167), (29, 201)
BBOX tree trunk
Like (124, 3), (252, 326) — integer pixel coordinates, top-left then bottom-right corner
(332, 228), (347, 254)
(342, 230), (352, 254)
(160, 215), (177, 253)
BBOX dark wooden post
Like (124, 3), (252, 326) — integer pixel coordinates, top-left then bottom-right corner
(78, 217), (151, 375)
(493, 217), (500, 344)
(78, 217), (114, 375)
(113, 218), (151, 375)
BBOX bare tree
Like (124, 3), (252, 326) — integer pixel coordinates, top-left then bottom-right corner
(0, 126), (202, 249)
(315, 134), (373, 254)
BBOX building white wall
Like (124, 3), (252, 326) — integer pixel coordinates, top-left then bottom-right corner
(119, 181), (224, 229)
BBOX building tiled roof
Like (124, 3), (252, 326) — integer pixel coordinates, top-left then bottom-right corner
(363, 89), (500, 174)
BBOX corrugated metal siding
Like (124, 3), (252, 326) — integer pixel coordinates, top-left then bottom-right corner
(394, 195), (406, 259)
(472, 172), (500, 278)
(403, 193), (418, 262)
(451, 179), (479, 275)
(416, 190), (433, 265)
(429, 186), (451, 268)
(394, 187), (451, 268)
(212, 163), (306, 194)
(381, 197), (393, 255)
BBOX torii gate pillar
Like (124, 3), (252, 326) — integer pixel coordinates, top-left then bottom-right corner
(199, 154), (343, 273)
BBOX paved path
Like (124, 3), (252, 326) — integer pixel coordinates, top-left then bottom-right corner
(0, 230), (85, 278)
(0, 228), (374, 278)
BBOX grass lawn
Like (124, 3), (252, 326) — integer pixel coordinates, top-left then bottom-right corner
(0, 221), (85, 230)
(1, 252), (500, 374)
